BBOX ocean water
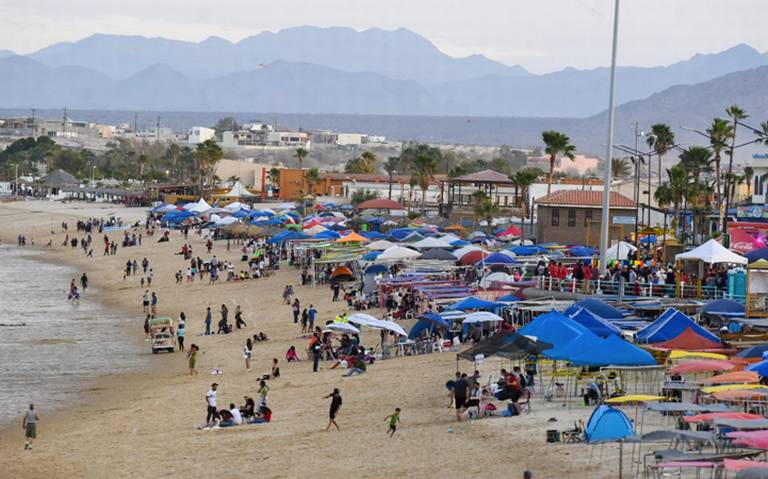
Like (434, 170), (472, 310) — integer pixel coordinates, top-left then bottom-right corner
(0, 246), (147, 425)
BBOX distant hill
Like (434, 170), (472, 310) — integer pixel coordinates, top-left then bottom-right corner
(28, 27), (528, 85)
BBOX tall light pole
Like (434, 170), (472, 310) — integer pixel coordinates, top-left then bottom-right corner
(388, 169), (396, 200)
(599, 0), (621, 274)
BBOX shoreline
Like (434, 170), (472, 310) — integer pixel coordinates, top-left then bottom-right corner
(0, 199), (617, 478)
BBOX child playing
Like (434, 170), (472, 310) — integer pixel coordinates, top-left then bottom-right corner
(385, 408), (401, 437)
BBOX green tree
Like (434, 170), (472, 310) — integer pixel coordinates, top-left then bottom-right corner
(472, 191), (501, 234)
(212, 117), (240, 139)
(345, 152), (376, 174)
(195, 139), (224, 194)
(305, 168), (321, 195)
(226, 175), (241, 186)
(610, 157), (631, 178)
(267, 167), (280, 187)
(722, 105), (749, 232)
(678, 146), (713, 184)
(511, 167), (541, 219)
(294, 147), (309, 193)
(707, 117), (733, 203)
(654, 164), (687, 231)
(744, 166), (755, 197)
(542, 130), (576, 195)
(647, 123), (675, 185)
(350, 188), (380, 206)
(410, 146), (441, 209)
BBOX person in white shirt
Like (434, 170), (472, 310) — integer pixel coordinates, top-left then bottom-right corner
(229, 404), (242, 425)
(206, 383), (218, 426)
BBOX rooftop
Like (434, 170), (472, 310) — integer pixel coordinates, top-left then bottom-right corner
(451, 169), (515, 184)
(536, 190), (636, 208)
(321, 172), (447, 185)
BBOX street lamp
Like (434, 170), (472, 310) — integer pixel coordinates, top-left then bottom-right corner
(388, 169), (396, 200)
(598, 0), (621, 274)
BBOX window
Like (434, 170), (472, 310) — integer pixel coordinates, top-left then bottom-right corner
(568, 209), (576, 227)
(551, 208), (559, 226)
(585, 209), (593, 226)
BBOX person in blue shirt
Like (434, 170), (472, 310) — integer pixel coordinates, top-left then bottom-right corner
(308, 305), (317, 331)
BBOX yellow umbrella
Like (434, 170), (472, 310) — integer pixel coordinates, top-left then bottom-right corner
(604, 394), (667, 404)
(669, 350), (728, 361)
(701, 384), (768, 394)
(749, 259), (768, 269)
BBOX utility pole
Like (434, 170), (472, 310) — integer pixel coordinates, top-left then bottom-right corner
(62, 106), (67, 136)
(134, 113), (138, 136)
(156, 115), (161, 142)
(31, 108), (36, 138)
(599, 0), (621, 274)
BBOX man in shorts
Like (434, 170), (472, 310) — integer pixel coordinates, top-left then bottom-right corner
(22, 403), (39, 450)
(206, 383), (218, 426)
(452, 373), (470, 420)
(324, 388), (342, 431)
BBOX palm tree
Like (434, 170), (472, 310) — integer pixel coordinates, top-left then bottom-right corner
(384, 156), (400, 200)
(410, 149), (439, 210)
(511, 167), (540, 220)
(647, 123), (675, 185)
(744, 166), (755, 197)
(226, 175), (241, 186)
(610, 157), (631, 178)
(195, 139), (224, 195)
(722, 105), (749, 233)
(267, 167), (280, 186)
(654, 164), (687, 232)
(542, 130), (576, 195)
(678, 146), (713, 184)
(294, 147), (308, 193)
(305, 168), (321, 195)
(472, 191), (501, 234)
(706, 118), (733, 203)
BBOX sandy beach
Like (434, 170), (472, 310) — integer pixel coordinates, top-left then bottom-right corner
(0, 199), (625, 479)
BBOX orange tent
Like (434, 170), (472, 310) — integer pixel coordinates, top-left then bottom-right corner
(697, 371), (760, 385)
(444, 224), (466, 232)
(335, 232), (369, 243)
(653, 327), (724, 352)
(330, 266), (355, 282)
(712, 389), (768, 401)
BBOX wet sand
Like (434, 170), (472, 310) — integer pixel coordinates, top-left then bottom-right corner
(0, 199), (623, 479)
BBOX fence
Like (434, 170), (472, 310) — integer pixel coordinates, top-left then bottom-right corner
(534, 276), (741, 301)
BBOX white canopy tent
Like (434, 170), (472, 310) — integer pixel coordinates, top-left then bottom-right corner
(479, 272), (517, 288)
(605, 241), (637, 261)
(214, 216), (239, 227)
(412, 237), (452, 249)
(183, 198), (212, 213)
(224, 201), (251, 211)
(304, 225), (328, 235)
(463, 312), (504, 324)
(225, 181), (256, 198)
(376, 246), (422, 262)
(675, 239), (747, 265)
(367, 240), (395, 251)
(324, 323), (361, 335)
(347, 313), (382, 328)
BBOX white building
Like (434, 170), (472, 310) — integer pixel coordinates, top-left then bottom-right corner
(335, 133), (365, 146)
(187, 126), (215, 145)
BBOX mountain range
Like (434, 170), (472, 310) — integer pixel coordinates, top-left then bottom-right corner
(1, 26), (767, 123)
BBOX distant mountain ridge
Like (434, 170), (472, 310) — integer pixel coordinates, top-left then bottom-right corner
(3, 27), (768, 118)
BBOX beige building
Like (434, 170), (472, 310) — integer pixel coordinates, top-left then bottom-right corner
(214, 159), (274, 191)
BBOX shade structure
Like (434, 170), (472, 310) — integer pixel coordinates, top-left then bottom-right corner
(737, 346), (768, 359)
(214, 216), (238, 227)
(463, 311), (504, 324)
(330, 266), (355, 282)
(313, 230), (342, 240)
(376, 246), (422, 262)
(347, 313), (382, 327)
(496, 225), (522, 238)
(225, 181), (256, 197)
(355, 198), (404, 210)
(183, 198), (212, 213)
(585, 405), (635, 444)
(569, 308), (622, 337)
(377, 321), (407, 336)
(605, 241), (637, 261)
(444, 224), (466, 232)
(636, 308), (721, 344)
(478, 272), (516, 288)
(683, 412), (764, 424)
(412, 237), (452, 249)
(335, 232), (369, 243)
(568, 335), (656, 367)
(483, 252), (518, 265)
(508, 245), (547, 256)
(703, 298), (746, 315)
(746, 359), (768, 377)
(458, 331), (516, 361)
(324, 323), (361, 335)
(676, 238), (747, 265)
(697, 371), (760, 385)
(225, 201), (250, 211)
(496, 334), (554, 360)
(652, 327), (724, 351)
(604, 395), (666, 404)
(361, 251), (381, 261)
(304, 225), (328, 235)
(153, 203), (179, 213)
(366, 240), (395, 251)
(452, 245), (485, 259)
(669, 360), (737, 374)
(702, 384), (768, 395)
(420, 248), (457, 261)
(459, 250), (489, 265)
(713, 390), (768, 401)
(401, 232), (425, 243)
(449, 296), (498, 311)
(746, 248), (768, 264)
(267, 230), (309, 244)
(517, 310), (592, 354)
(569, 298), (625, 319)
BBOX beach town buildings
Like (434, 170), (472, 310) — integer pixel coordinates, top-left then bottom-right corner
(535, 190), (637, 245)
(187, 126), (215, 145)
(526, 154), (599, 176)
(221, 129), (309, 149)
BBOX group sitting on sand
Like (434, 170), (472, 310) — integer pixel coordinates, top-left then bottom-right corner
(201, 382), (272, 429)
(447, 367), (532, 421)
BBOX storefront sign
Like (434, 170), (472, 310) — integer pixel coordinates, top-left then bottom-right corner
(737, 205), (768, 219)
(612, 216), (635, 225)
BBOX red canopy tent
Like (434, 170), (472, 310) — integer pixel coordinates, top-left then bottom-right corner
(459, 250), (489, 265)
(355, 198), (404, 210)
(652, 327), (725, 352)
(496, 225), (522, 238)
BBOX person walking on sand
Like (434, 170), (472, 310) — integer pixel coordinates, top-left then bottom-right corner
(385, 408), (401, 437)
(244, 338), (253, 370)
(142, 290), (150, 313)
(22, 403), (39, 450)
(188, 344), (199, 376)
(151, 292), (158, 315)
(324, 388), (342, 431)
(205, 383), (218, 426)
(177, 312), (186, 351)
(204, 307), (212, 335)
(235, 305), (246, 329)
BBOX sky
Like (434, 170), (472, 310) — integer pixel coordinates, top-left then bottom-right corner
(1, 0), (767, 74)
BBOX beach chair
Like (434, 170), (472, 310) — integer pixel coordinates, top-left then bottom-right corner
(561, 420), (584, 443)
(431, 339), (445, 353)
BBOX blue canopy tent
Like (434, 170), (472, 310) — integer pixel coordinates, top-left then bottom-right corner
(636, 308), (721, 344)
(569, 335), (656, 367)
(312, 230), (341, 240)
(450, 239), (470, 247)
(483, 252), (519, 265)
(736, 345), (768, 359)
(496, 294), (520, 302)
(509, 245), (547, 256)
(362, 231), (386, 240)
(703, 299), (745, 316)
(449, 297), (499, 311)
(163, 210), (195, 223)
(745, 360), (768, 377)
(585, 405), (635, 444)
(387, 228), (416, 241)
(745, 248), (768, 263)
(518, 311), (592, 353)
(569, 308), (622, 337)
(567, 298), (626, 319)
(569, 246), (596, 257)
(364, 264), (388, 275)
(408, 312), (451, 340)
(267, 230), (309, 244)
(361, 251), (382, 261)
